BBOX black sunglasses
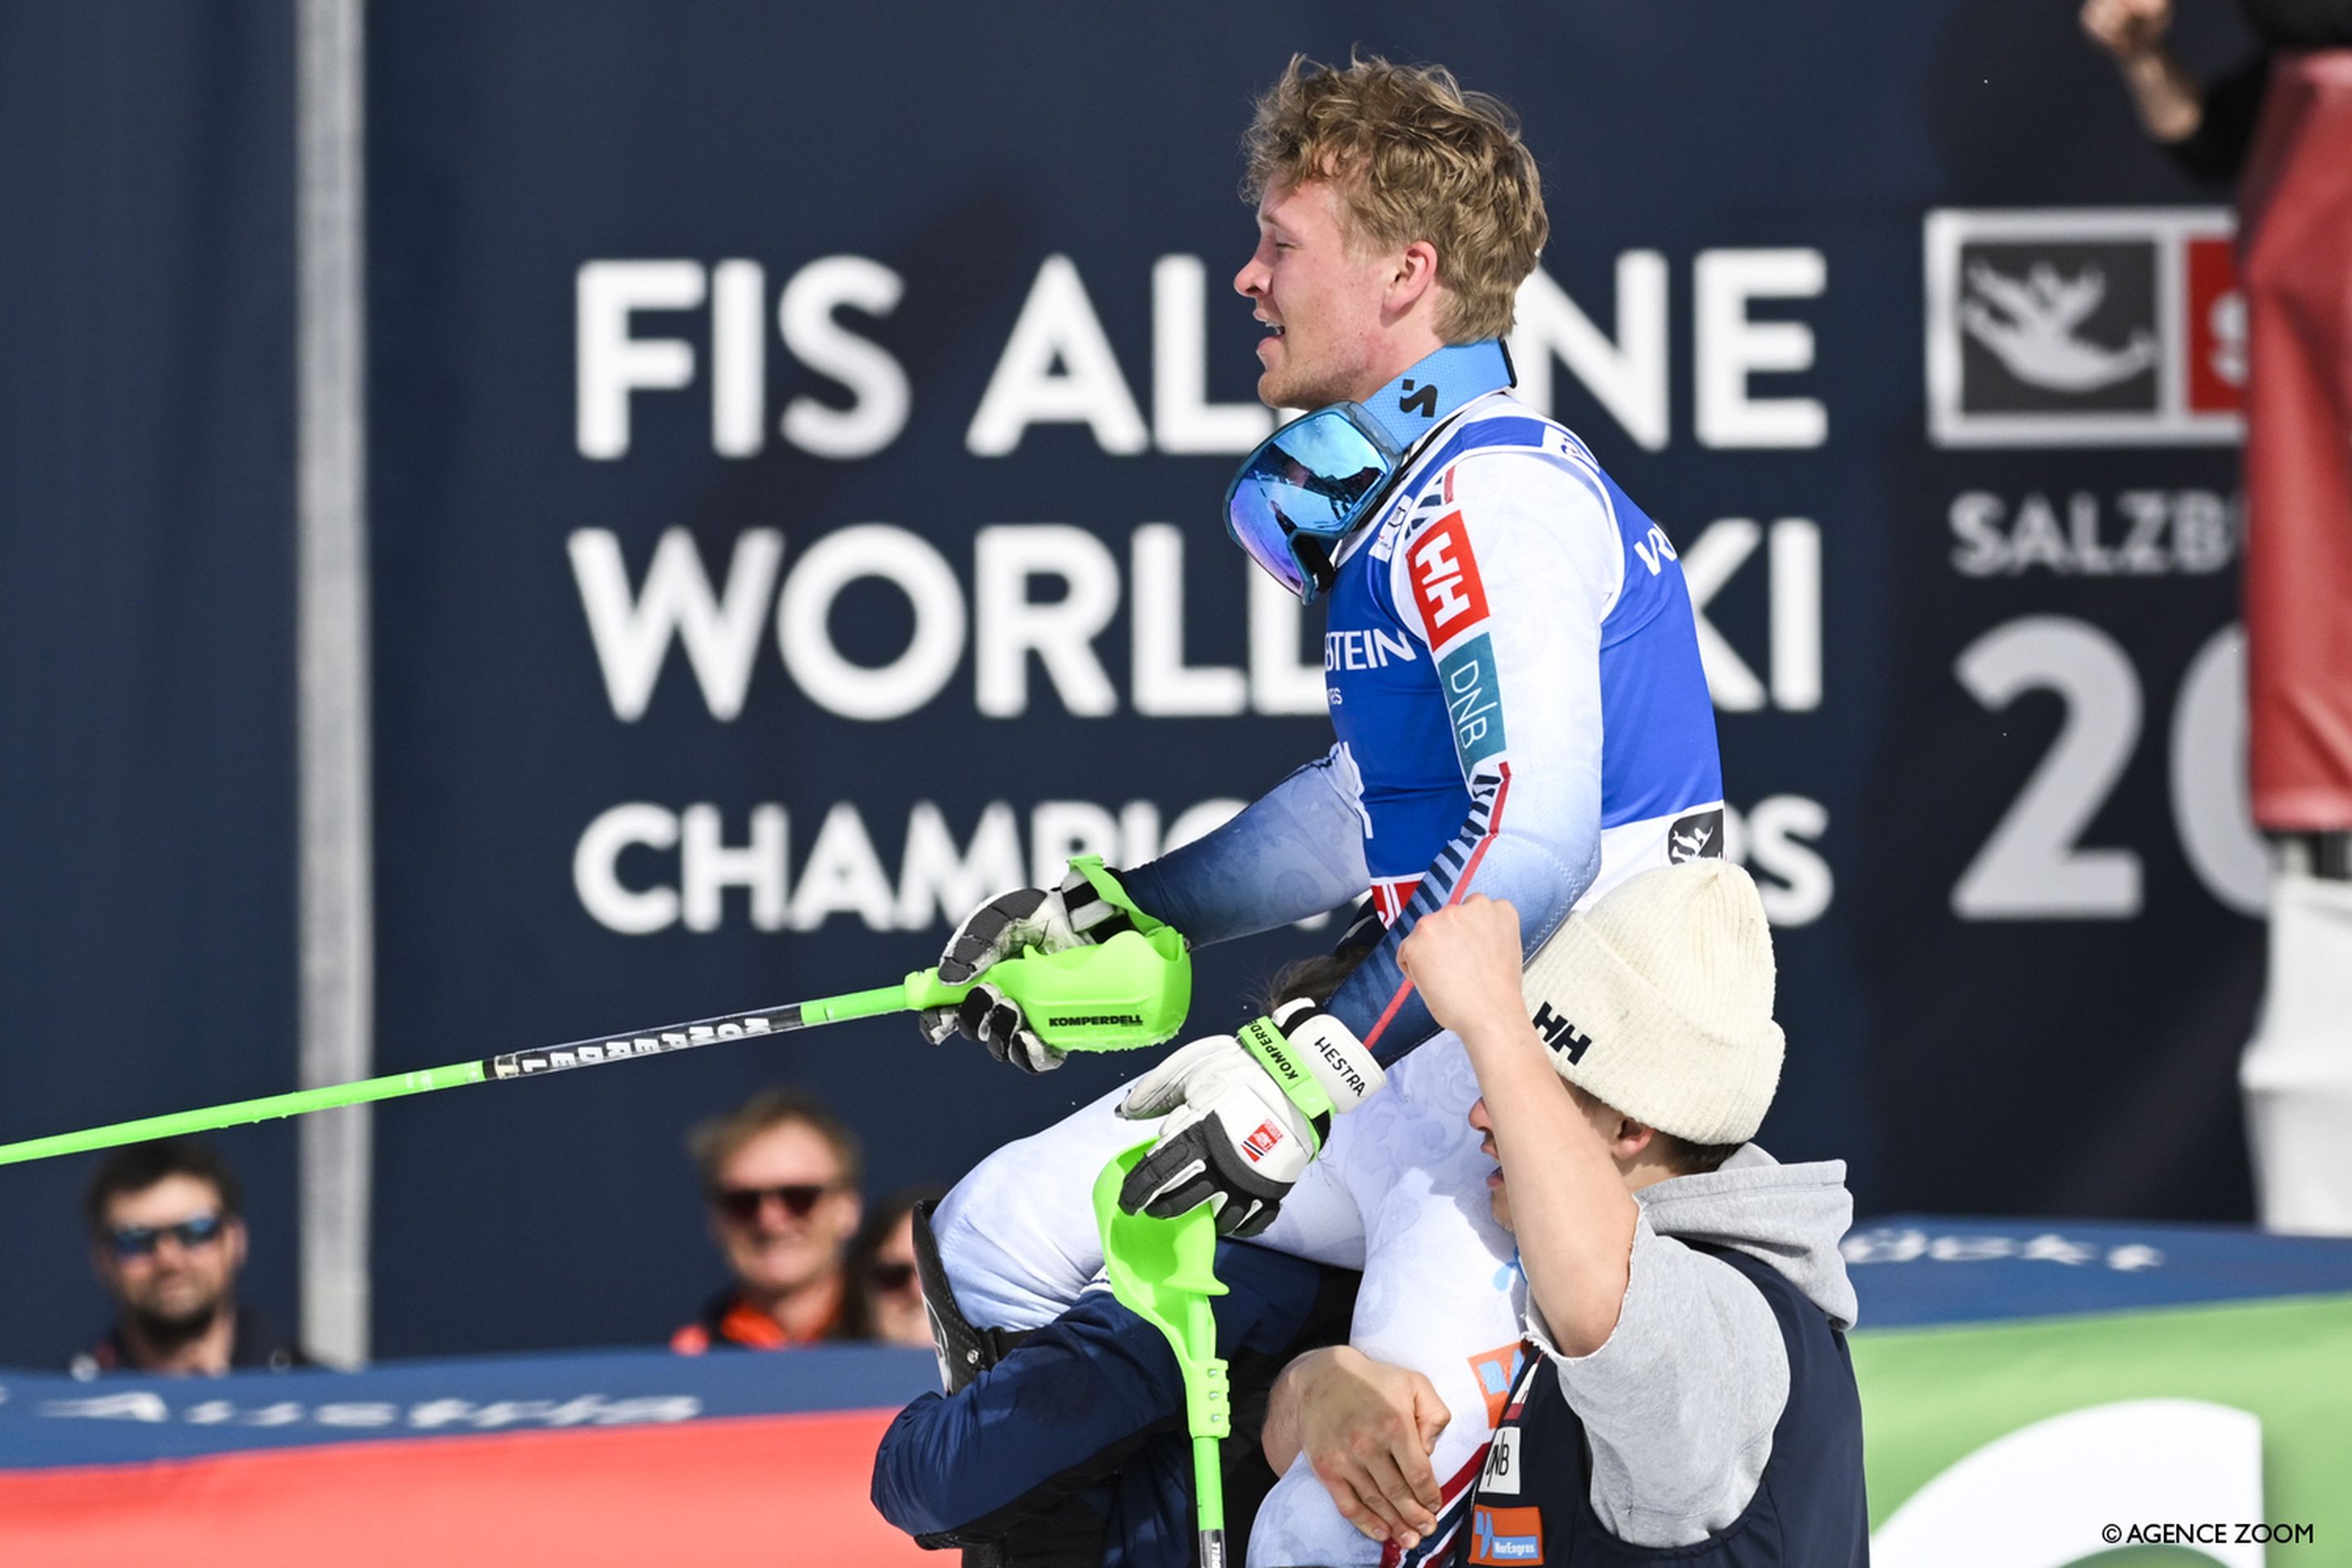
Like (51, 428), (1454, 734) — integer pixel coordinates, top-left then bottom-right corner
(867, 1261), (920, 1294)
(710, 1183), (843, 1223)
(108, 1214), (226, 1259)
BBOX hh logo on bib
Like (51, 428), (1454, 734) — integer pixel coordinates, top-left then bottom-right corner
(1469, 1505), (1544, 1564)
(1410, 512), (1490, 648)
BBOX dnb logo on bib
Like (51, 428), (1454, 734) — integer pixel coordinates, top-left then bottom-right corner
(1925, 207), (2242, 448)
(1468, 1505), (1544, 1564)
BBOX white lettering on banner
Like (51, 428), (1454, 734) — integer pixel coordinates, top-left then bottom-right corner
(789, 802), (900, 930)
(778, 256), (911, 459)
(1721, 796), (1835, 928)
(1842, 1226), (2167, 1272)
(569, 523), (1329, 722)
(1951, 617), (2265, 920)
(974, 524), (1122, 716)
(40, 1393), (700, 1431)
(1694, 249), (1828, 448)
(578, 248), (1838, 461)
(1250, 568), (1327, 715)
(576, 258), (909, 460)
(577, 798), (1246, 935)
(1675, 518), (1824, 714)
(573, 803), (682, 934)
(570, 528), (783, 722)
(682, 804), (787, 932)
(1947, 489), (2238, 577)
(577, 261), (706, 461)
(897, 803), (1025, 929)
(710, 259), (765, 457)
(775, 523), (965, 720)
(1152, 256), (1274, 454)
(967, 255), (1150, 457)
(1131, 524), (1246, 715)
(1510, 254), (1669, 452)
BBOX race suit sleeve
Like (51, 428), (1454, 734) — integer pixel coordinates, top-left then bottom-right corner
(1118, 746), (1372, 947)
(870, 1243), (1347, 1540)
(1534, 1215), (1789, 1548)
(1325, 449), (1619, 1062)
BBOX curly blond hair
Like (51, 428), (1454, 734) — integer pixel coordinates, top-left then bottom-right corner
(1243, 53), (1548, 342)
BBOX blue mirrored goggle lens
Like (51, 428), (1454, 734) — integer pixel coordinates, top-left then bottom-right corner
(1225, 411), (1393, 595)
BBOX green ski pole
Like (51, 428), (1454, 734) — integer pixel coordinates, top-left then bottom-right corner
(1095, 1140), (1232, 1568)
(0, 926), (1191, 1169)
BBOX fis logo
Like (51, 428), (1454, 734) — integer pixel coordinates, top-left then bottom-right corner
(1241, 1120), (1285, 1163)
(1667, 807), (1724, 864)
(1409, 512), (1490, 646)
(1533, 1002), (1592, 1065)
(1927, 208), (2242, 446)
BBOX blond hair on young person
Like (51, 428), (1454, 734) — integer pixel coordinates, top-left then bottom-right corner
(1243, 52), (1548, 341)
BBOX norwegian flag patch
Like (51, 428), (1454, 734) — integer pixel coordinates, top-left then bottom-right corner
(1241, 1120), (1285, 1163)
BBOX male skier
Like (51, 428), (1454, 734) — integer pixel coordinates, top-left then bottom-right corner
(921, 55), (1724, 1565)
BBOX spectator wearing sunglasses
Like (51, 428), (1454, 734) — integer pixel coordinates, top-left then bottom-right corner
(673, 1088), (866, 1352)
(77, 1138), (309, 1376)
(853, 1186), (948, 1348)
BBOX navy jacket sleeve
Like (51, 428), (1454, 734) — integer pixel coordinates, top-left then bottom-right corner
(870, 1243), (1338, 1541)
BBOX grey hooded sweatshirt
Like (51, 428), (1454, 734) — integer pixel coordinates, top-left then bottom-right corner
(1522, 1143), (1859, 1549)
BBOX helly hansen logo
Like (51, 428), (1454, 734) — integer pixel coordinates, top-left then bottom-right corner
(1242, 1120), (1285, 1163)
(1533, 1003), (1592, 1065)
(1410, 513), (1489, 645)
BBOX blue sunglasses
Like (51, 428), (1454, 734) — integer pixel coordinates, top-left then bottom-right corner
(108, 1213), (226, 1258)
(1223, 403), (1404, 604)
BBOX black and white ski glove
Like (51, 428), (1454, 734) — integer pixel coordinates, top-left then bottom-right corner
(1113, 1000), (1385, 1236)
(918, 860), (1139, 1073)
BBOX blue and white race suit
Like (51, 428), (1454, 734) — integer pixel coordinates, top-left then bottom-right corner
(938, 382), (1724, 1566)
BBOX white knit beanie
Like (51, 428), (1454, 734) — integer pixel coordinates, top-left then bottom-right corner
(1518, 860), (1784, 1145)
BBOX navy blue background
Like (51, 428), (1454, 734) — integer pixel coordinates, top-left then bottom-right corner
(0, 0), (2267, 1364)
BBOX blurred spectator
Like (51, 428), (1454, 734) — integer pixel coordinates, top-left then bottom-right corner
(853, 1186), (948, 1348)
(2080, 0), (2352, 178)
(76, 1138), (308, 1377)
(2087, 0), (2352, 1229)
(673, 1087), (866, 1352)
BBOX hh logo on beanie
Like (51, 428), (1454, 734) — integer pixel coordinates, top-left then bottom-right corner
(1532, 1002), (1592, 1065)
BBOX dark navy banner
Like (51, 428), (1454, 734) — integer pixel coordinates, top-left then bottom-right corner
(0, 4), (299, 1370)
(359, 0), (2267, 1356)
(0, 0), (2267, 1365)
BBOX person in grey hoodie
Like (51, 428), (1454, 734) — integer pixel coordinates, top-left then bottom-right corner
(1263, 862), (1867, 1565)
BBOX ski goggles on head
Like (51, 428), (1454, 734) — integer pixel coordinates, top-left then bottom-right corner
(1223, 403), (1404, 604)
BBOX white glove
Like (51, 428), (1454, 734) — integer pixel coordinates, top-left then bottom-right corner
(1114, 1001), (1385, 1236)
(918, 864), (1133, 1072)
